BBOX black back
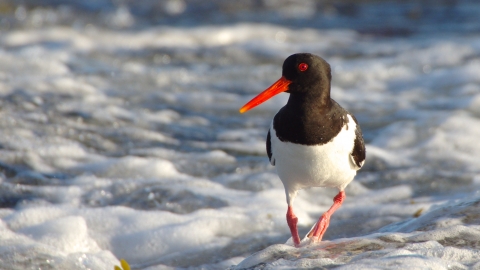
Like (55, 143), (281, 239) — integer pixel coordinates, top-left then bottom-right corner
(352, 121), (366, 167)
(273, 99), (348, 145)
(266, 130), (273, 165)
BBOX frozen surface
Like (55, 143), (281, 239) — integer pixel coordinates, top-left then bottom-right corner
(0, 1), (479, 269)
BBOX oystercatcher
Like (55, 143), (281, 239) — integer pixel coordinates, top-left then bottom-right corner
(240, 53), (365, 247)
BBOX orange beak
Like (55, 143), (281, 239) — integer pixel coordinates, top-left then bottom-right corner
(239, 76), (292, 113)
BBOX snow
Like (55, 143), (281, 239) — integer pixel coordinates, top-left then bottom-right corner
(0, 1), (479, 269)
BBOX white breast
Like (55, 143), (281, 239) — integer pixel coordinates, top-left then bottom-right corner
(270, 114), (359, 202)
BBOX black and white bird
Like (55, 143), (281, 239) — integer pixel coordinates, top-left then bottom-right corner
(240, 53), (366, 247)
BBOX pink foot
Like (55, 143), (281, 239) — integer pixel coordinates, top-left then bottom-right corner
(308, 191), (345, 242)
(287, 206), (301, 247)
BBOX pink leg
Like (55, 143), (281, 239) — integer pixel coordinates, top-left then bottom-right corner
(308, 191), (345, 242)
(287, 206), (301, 247)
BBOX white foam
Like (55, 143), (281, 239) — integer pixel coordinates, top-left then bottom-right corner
(78, 156), (183, 179)
(0, 6), (480, 269)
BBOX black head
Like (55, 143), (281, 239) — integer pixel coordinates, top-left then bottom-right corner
(282, 53), (332, 95)
(239, 53), (332, 113)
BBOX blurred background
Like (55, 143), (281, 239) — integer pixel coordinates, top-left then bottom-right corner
(0, 1), (480, 269)
(1, 0), (478, 34)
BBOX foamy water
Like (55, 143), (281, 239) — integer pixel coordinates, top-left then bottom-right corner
(0, 1), (479, 269)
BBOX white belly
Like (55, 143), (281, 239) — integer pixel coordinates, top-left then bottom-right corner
(271, 114), (358, 197)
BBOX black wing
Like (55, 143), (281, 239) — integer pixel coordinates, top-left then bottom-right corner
(350, 115), (366, 168)
(266, 130), (275, 166)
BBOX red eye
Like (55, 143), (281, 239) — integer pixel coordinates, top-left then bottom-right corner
(298, 63), (308, 72)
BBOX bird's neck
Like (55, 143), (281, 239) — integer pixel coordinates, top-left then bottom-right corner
(273, 94), (345, 145)
(286, 86), (332, 115)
